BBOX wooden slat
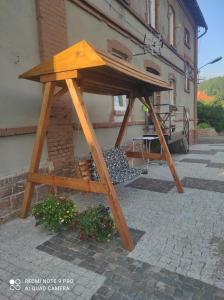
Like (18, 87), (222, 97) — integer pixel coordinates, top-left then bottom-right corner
(126, 151), (166, 160)
(28, 173), (108, 194)
(115, 96), (135, 147)
(20, 82), (56, 218)
(66, 78), (134, 251)
(40, 70), (78, 82)
(19, 40), (171, 93)
(139, 96), (184, 193)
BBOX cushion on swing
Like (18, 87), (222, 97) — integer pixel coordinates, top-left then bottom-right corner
(91, 147), (141, 184)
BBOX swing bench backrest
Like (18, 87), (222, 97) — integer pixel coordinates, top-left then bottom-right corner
(91, 147), (141, 184)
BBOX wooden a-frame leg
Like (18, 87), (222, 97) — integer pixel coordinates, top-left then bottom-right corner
(115, 96), (135, 147)
(66, 79), (134, 251)
(140, 96), (184, 193)
(20, 82), (56, 217)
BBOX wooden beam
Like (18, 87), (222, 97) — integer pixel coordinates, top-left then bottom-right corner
(40, 70), (78, 83)
(20, 82), (56, 217)
(139, 96), (184, 193)
(126, 151), (166, 160)
(66, 78), (134, 251)
(115, 96), (135, 147)
(28, 173), (108, 194)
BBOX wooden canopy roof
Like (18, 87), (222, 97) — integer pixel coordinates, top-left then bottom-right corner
(20, 40), (171, 96)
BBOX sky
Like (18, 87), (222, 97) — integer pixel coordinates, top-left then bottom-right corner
(197, 0), (224, 79)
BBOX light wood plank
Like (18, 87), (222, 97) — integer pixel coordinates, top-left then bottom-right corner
(66, 78), (134, 251)
(40, 70), (78, 82)
(126, 151), (166, 160)
(20, 82), (56, 217)
(28, 173), (108, 194)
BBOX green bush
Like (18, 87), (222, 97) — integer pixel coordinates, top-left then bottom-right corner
(74, 205), (116, 242)
(32, 195), (77, 232)
(197, 122), (211, 129)
(197, 101), (224, 132)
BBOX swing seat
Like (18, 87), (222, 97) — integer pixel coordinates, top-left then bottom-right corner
(91, 147), (141, 184)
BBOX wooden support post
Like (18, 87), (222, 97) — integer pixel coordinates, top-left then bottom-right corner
(115, 96), (135, 147)
(66, 78), (134, 251)
(139, 96), (184, 193)
(20, 82), (56, 217)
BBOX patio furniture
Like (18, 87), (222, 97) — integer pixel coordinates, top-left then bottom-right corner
(19, 40), (183, 251)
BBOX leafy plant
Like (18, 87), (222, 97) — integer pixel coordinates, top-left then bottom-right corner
(74, 205), (116, 242)
(197, 101), (224, 132)
(197, 122), (211, 129)
(32, 195), (77, 232)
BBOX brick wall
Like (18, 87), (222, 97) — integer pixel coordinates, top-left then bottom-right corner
(0, 170), (49, 224)
(36, 0), (74, 173)
(0, 0), (75, 223)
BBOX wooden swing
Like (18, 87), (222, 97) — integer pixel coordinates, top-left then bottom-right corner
(19, 40), (183, 251)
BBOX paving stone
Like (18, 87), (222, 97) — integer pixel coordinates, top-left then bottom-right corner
(35, 227), (224, 300)
(206, 162), (224, 169)
(126, 177), (175, 193)
(189, 150), (216, 155)
(181, 177), (224, 193)
(180, 158), (211, 164)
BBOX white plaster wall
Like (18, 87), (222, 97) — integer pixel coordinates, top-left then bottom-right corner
(0, 0), (48, 177)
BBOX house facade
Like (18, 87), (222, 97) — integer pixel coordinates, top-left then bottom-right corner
(0, 0), (207, 222)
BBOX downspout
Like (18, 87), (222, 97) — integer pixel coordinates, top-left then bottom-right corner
(197, 27), (208, 39)
(193, 26), (207, 143)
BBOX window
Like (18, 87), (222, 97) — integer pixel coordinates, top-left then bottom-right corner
(185, 62), (191, 92)
(169, 79), (176, 105)
(168, 5), (175, 46)
(147, 0), (156, 28)
(111, 48), (129, 61)
(119, 0), (129, 5)
(114, 95), (127, 112)
(184, 28), (190, 48)
(146, 67), (160, 76)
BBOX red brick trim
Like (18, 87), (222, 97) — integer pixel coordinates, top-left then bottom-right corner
(73, 121), (145, 129)
(36, 0), (74, 171)
(0, 126), (37, 137)
(144, 59), (162, 75)
(107, 39), (133, 62)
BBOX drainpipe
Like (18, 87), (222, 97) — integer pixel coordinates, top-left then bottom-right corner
(193, 26), (207, 143)
(197, 27), (208, 40)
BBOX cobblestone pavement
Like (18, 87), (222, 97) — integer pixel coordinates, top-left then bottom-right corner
(1, 142), (224, 299)
(38, 228), (224, 300)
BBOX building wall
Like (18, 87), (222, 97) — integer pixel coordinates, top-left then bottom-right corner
(66, 0), (197, 152)
(0, 0), (47, 177)
(0, 0), (200, 221)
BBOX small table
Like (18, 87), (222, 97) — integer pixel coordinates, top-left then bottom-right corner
(131, 136), (160, 169)
(132, 136), (159, 153)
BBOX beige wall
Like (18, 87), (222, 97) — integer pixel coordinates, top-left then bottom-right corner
(65, 0), (196, 145)
(0, 0), (48, 177)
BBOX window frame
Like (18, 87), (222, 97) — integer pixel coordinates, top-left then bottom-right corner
(184, 62), (191, 93)
(147, 0), (156, 29)
(169, 78), (176, 105)
(168, 4), (175, 47)
(113, 95), (127, 115)
(184, 28), (191, 49)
